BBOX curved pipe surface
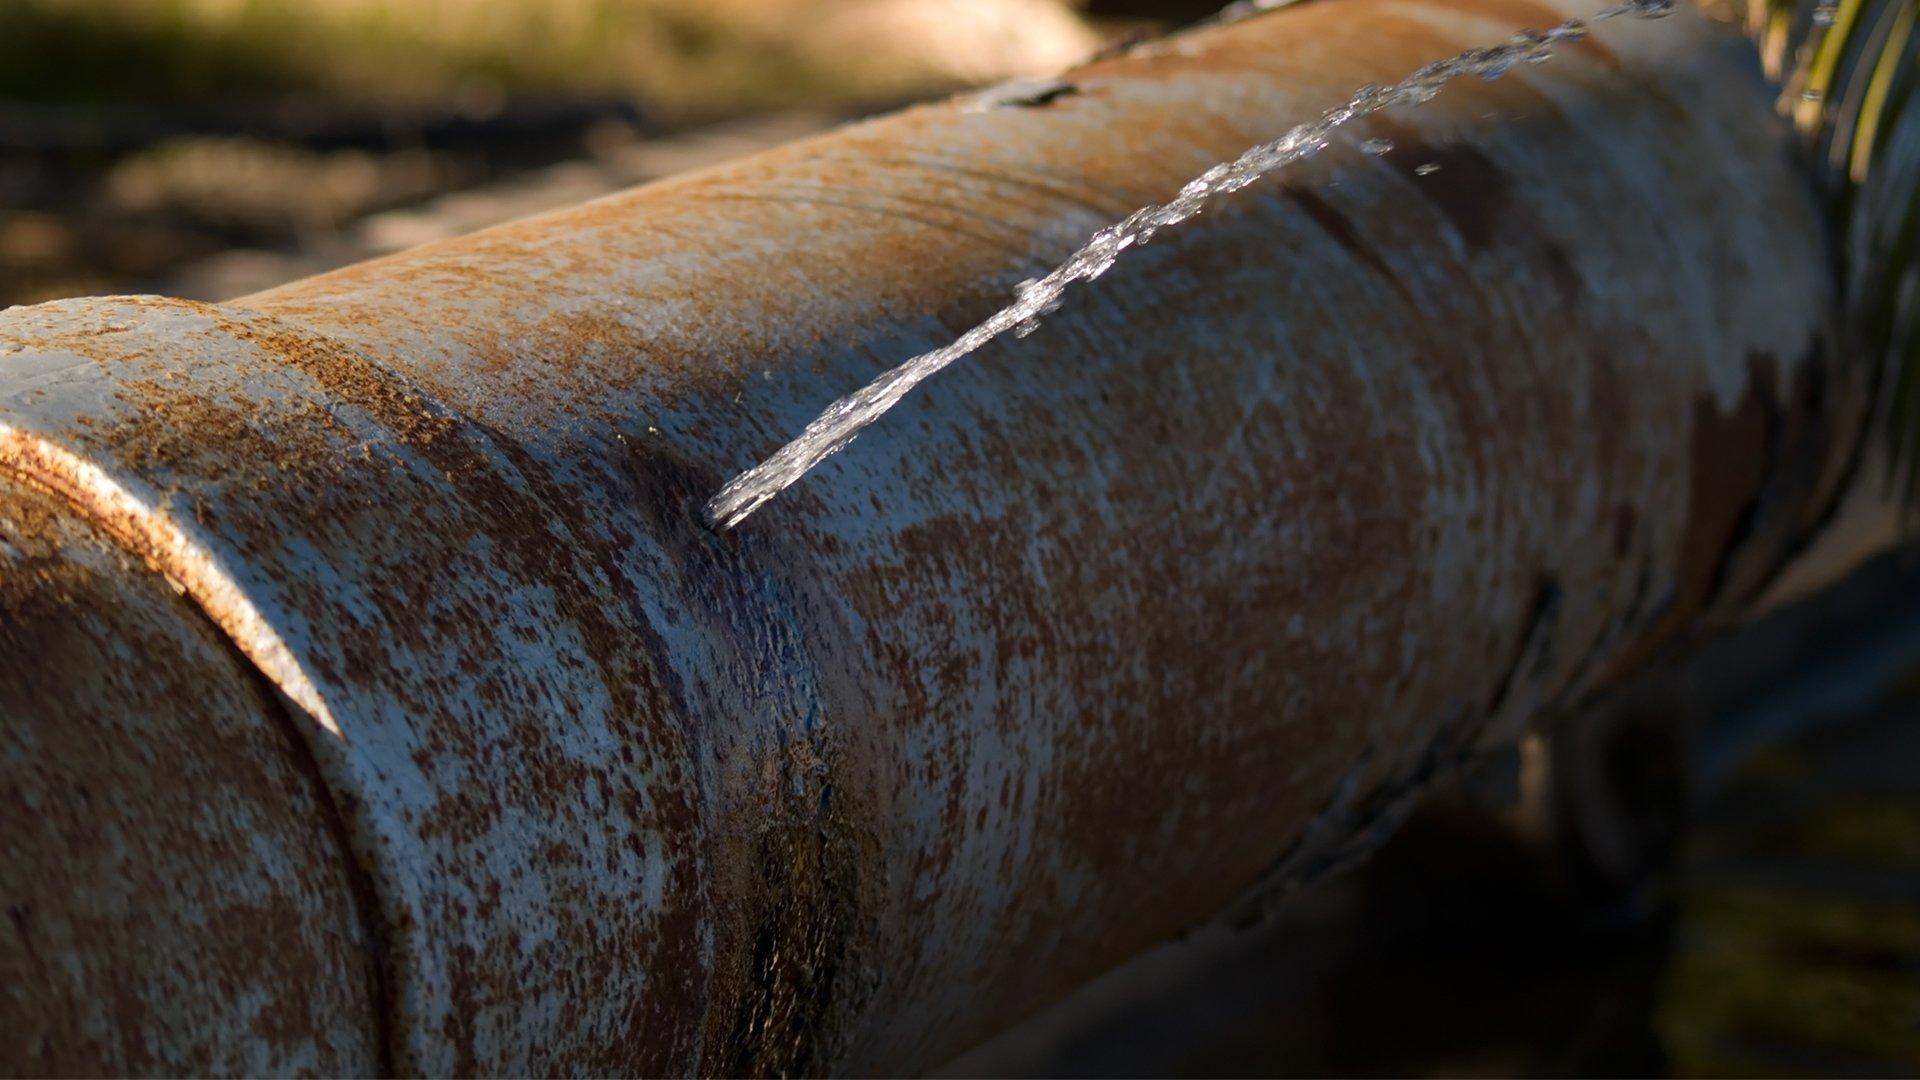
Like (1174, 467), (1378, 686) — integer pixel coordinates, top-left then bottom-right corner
(0, 0), (1872, 1072)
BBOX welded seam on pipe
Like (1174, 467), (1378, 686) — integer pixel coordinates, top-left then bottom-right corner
(0, 429), (342, 739)
(0, 426), (410, 1073)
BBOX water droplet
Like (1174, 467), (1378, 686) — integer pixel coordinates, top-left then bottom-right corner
(1414, 162), (1443, 176)
(1361, 137), (1394, 156)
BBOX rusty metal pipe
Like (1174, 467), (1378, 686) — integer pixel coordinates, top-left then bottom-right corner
(0, 0), (1881, 1073)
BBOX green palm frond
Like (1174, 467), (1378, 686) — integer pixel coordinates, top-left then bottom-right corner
(1744, 0), (1920, 498)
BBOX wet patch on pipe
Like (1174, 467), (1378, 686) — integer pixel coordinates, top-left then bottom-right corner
(1372, 120), (1512, 251)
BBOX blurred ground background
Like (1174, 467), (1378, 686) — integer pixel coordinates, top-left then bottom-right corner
(0, 0), (1117, 304)
(3, 1), (1917, 1075)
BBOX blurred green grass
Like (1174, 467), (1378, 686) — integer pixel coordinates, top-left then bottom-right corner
(1661, 886), (1920, 1075)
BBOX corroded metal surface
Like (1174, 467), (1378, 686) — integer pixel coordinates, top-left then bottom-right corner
(0, 0), (1878, 1073)
(0, 475), (382, 1074)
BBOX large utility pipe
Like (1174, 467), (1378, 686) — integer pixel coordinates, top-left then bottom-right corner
(0, 0), (1883, 1073)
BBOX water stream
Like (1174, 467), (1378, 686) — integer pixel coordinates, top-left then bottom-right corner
(705, 0), (1678, 530)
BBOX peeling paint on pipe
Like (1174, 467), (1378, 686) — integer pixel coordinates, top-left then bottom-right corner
(0, 0), (1882, 1073)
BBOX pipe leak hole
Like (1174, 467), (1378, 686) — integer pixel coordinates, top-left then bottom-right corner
(965, 77), (1080, 111)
